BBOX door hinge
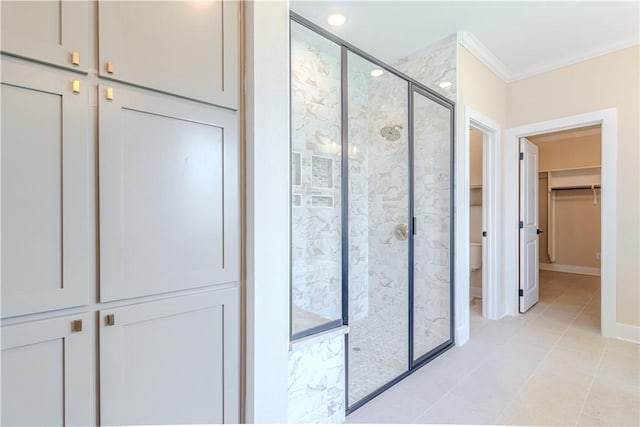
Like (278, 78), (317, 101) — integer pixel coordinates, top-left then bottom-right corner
(482, 231), (487, 237)
(412, 217), (417, 235)
(519, 152), (524, 160)
(519, 289), (524, 297)
(519, 221), (524, 229)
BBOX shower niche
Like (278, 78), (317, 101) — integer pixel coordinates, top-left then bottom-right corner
(290, 16), (455, 411)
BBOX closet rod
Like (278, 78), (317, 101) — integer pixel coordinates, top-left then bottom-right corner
(550, 185), (601, 191)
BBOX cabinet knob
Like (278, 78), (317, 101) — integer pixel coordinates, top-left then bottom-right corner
(71, 319), (83, 332)
(105, 314), (115, 326)
(72, 80), (80, 93)
(106, 87), (114, 101)
(105, 60), (114, 74)
(71, 51), (80, 66)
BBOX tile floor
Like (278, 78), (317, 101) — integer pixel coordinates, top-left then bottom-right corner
(346, 271), (640, 426)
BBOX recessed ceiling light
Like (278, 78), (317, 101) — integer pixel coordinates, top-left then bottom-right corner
(370, 69), (384, 77)
(327, 13), (346, 27)
(439, 81), (453, 89)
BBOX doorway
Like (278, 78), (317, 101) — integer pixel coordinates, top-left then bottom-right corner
(518, 126), (602, 314)
(505, 109), (617, 338)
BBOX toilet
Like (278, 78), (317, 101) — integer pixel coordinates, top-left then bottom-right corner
(469, 204), (483, 272)
(470, 242), (482, 271)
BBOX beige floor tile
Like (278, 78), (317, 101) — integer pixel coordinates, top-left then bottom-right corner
(581, 376), (640, 426)
(417, 389), (502, 426)
(499, 395), (580, 426)
(556, 325), (608, 354)
(577, 412), (612, 426)
(345, 382), (431, 424)
(511, 323), (564, 349)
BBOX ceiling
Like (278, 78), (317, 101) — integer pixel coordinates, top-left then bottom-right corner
(290, 1), (640, 82)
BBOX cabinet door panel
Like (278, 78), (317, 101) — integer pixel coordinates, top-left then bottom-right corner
(1, 1), (89, 72)
(1, 313), (92, 426)
(99, 84), (238, 302)
(100, 289), (239, 425)
(1, 59), (90, 317)
(98, 0), (238, 108)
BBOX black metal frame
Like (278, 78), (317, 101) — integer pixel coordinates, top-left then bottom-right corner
(289, 11), (456, 413)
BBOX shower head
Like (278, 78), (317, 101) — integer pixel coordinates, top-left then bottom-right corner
(380, 124), (403, 142)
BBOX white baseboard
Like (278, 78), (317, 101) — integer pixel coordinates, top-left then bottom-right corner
(613, 322), (640, 344)
(540, 263), (601, 276)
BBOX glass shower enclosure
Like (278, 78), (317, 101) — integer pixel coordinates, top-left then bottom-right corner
(290, 13), (455, 412)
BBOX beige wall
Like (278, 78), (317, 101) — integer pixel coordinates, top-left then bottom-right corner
(469, 128), (483, 186)
(507, 45), (640, 327)
(458, 46), (508, 134)
(531, 129), (602, 268)
(532, 133), (601, 171)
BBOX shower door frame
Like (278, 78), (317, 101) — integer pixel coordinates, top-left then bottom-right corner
(289, 12), (456, 414)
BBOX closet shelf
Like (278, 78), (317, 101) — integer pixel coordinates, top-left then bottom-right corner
(545, 166), (601, 190)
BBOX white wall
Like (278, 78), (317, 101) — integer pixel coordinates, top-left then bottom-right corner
(244, 0), (290, 422)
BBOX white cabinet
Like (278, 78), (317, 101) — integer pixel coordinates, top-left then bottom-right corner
(1, 59), (91, 318)
(1, 1), (89, 72)
(1, 313), (93, 426)
(99, 288), (239, 425)
(98, 84), (238, 302)
(98, 0), (239, 109)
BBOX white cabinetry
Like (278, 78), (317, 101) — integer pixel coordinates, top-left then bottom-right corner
(1, 0), (89, 72)
(1, 314), (93, 426)
(98, 84), (238, 302)
(1, 59), (90, 318)
(99, 289), (239, 425)
(98, 0), (239, 108)
(1, 2), (241, 424)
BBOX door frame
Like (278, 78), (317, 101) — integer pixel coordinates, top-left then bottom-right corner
(505, 108), (618, 337)
(456, 107), (502, 346)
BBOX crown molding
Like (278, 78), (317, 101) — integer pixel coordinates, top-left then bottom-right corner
(457, 31), (511, 82)
(508, 36), (640, 82)
(459, 31), (639, 83)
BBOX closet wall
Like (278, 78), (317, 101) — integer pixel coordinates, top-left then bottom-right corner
(1, 2), (240, 425)
(529, 127), (601, 272)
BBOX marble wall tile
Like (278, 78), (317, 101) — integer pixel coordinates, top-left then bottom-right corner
(395, 34), (457, 101)
(288, 332), (346, 424)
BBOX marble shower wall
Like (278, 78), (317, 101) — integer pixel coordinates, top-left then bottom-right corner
(395, 34), (457, 102)
(412, 94), (453, 357)
(364, 34), (456, 339)
(290, 26), (343, 331)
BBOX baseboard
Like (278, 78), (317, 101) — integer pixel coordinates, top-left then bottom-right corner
(613, 322), (640, 344)
(540, 263), (600, 276)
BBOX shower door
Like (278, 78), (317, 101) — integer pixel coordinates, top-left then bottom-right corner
(411, 88), (453, 363)
(346, 57), (454, 408)
(347, 52), (409, 407)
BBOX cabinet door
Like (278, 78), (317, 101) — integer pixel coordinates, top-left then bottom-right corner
(1, 59), (90, 318)
(1, 1), (89, 72)
(98, 0), (238, 109)
(98, 84), (238, 302)
(1, 313), (92, 426)
(100, 288), (240, 425)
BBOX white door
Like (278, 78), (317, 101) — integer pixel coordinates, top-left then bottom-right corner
(519, 137), (540, 312)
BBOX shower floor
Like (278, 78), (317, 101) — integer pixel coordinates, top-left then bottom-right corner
(347, 312), (451, 406)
